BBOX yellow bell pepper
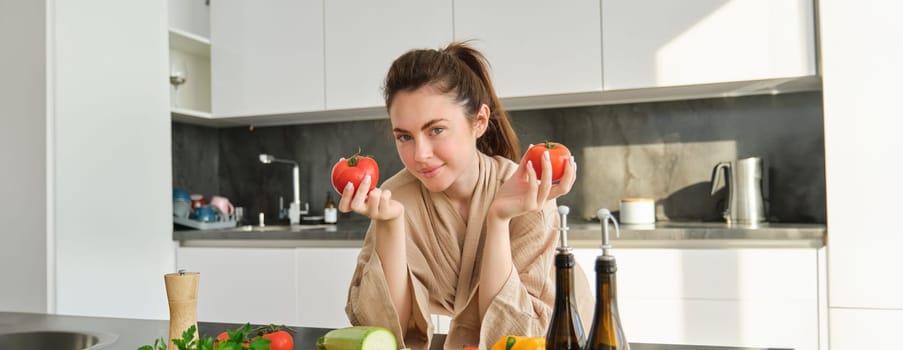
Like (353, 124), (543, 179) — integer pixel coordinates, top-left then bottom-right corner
(490, 335), (546, 350)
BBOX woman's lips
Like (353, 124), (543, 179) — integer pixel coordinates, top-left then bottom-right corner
(419, 165), (444, 178)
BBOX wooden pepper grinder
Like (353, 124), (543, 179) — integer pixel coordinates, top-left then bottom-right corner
(165, 270), (199, 349)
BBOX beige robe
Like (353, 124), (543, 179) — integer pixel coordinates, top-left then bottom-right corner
(346, 153), (594, 350)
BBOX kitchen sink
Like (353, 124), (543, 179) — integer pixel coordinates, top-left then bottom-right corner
(0, 330), (114, 350)
(236, 224), (334, 232)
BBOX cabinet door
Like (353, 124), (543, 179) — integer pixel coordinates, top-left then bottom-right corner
(295, 247), (361, 328)
(602, 0), (816, 90)
(573, 248), (819, 350)
(325, 0), (453, 110)
(211, 0), (324, 117)
(169, 0), (209, 38)
(454, 0), (602, 98)
(177, 247), (297, 325)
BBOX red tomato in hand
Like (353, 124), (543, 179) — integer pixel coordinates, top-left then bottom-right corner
(262, 330), (294, 350)
(331, 153), (380, 195)
(524, 141), (572, 182)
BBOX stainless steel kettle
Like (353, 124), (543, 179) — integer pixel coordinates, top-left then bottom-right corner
(710, 157), (767, 224)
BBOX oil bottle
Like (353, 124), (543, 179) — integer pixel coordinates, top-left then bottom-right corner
(585, 209), (629, 350)
(546, 205), (586, 350)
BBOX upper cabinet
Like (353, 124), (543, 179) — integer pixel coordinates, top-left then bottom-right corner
(454, 0), (602, 99)
(189, 0), (818, 126)
(602, 0), (817, 90)
(168, 0), (212, 121)
(324, 0), (453, 110)
(211, 0), (324, 118)
(169, 0), (209, 38)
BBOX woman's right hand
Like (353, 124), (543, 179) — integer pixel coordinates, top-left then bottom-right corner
(337, 175), (404, 222)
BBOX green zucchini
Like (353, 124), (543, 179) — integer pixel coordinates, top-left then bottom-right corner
(316, 326), (397, 350)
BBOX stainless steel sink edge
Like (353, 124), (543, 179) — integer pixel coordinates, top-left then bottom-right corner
(0, 329), (119, 350)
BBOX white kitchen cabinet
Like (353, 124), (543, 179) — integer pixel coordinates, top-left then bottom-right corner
(573, 248), (821, 350)
(169, 0), (209, 39)
(454, 0), (602, 99)
(175, 246), (362, 328)
(830, 308), (903, 350)
(820, 1), (903, 348)
(1, 0), (50, 314)
(1, 0), (176, 319)
(601, 0), (816, 90)
(295, 248), (360, 328)
(168, 0), (212, 122)
(211, 0), (325, 118)
(324, 0), (453, 110)
(169, 29), (211, 118)
(177, 247), (298, 325)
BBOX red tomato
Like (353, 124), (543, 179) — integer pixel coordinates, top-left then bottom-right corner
(213, 332), (228, 349)
(331, 153), (380, 195)
(524, 141), (572, 182)
(262, 330), (294, 350)
(214, 331), (248, 349)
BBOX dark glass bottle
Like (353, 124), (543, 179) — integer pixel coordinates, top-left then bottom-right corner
(585, 255), (628, 350)
(323, 192), (337, 224)
(546, 250), (586, 350)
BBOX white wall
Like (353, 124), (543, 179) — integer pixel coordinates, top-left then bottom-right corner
(52, 0), (175, 319)
(821, 0), (903, 348)
(0, 0), (48, 313)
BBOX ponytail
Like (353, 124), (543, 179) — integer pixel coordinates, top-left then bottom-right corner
(384, 41), (521, 160)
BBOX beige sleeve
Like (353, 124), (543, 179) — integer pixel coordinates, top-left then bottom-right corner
(477, 200), (560, 347)
(345, 222), (434, 349)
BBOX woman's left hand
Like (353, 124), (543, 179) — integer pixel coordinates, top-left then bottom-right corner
(489, 145), (576, 220)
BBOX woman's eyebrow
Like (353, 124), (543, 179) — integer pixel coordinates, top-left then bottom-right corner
(393, 118), (448, 133)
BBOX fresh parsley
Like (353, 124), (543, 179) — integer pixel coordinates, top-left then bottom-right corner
(138, 324), (271, 350)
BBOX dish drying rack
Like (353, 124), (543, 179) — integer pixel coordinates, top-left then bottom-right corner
(173, 215), (238, 230)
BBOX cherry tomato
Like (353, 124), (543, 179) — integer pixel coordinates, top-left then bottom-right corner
(262, 330), (294, 350)
(213, 332), (228, 349)
(524, 141), (572, 182)
(213, 331), (248, 349)
(331, 153), (380, 195)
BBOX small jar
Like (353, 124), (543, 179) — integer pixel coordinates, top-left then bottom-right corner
(619, 198), (655, 224)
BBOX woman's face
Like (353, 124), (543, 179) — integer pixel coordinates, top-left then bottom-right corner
(389, 86), (488, 193)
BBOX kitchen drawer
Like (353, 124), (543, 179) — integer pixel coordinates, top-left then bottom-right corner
(621, 298), (818, 350)
(574, 248), (817, 301)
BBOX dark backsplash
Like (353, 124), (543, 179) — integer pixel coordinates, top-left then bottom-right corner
(172, 91), (825, 225)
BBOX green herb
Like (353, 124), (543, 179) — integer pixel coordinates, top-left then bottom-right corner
(253, 324), (296, 337)
(137, 324), (270, 350)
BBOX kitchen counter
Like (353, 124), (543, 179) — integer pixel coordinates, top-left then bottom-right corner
(174, 220), (825, 249)
(0, 311), (791, 350)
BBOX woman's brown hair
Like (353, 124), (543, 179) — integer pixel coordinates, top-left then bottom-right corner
(383, 41), (521, 160)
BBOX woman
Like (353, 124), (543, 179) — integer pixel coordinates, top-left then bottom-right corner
(339, 42), (593, 349)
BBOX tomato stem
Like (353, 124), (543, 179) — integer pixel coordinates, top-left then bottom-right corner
(544, 140), (556, 149)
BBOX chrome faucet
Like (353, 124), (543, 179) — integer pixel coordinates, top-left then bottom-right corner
(259, 153), (309, 225)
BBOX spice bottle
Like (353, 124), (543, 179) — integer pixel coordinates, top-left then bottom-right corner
(324, 192), (337, 224)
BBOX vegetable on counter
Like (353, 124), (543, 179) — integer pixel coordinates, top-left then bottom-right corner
(490, 335), (546, 350)
(255, 324), (296, 350)
(138, 323), (294, 350)
(316, 326), (397, 350)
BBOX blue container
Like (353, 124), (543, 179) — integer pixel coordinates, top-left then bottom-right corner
(190, 205), (218, 223)
(173, 188), (191, 201)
